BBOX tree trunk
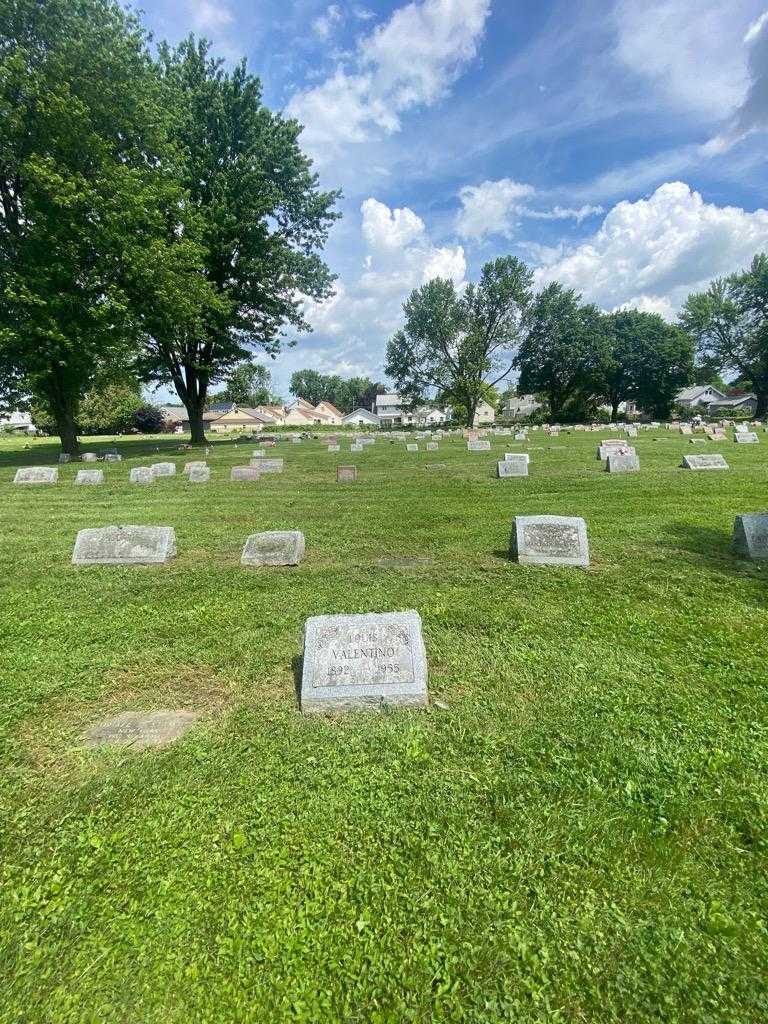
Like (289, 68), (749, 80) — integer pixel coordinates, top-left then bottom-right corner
(755, 389), (768, 418)
(185, 395), (208, 445)
(45, 387), (81, 456)
(611, 399), (620, 420)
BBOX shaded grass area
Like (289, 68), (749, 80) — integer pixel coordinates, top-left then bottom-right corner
(1, 430), (767, 1022)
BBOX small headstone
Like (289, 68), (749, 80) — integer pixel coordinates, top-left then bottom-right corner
(252, 449), (265, 458)
(58, 453), (72, 464)
(103, 453), (122, 462)
(328, 444), (340, 453)
(292, 436), (302, 444)
(183, 461), (206, 474)
(467, 440), (491, 451)
(300, 610), (428, 714)
(679, 424), (693, 435)
(681, 454), (729, 470)
(129, 467), (154, 485)
(72, 525), (177, 565)
(514, 432), (528, 441)
(510, 515), (589, 567)
(606, 453), (640, 473)
(351, 443), (363, 452)
(734, 432), (759, 444)
(626, 426), (638, 438)
(498, 455), (529, 478)
(250, 458), (283, 473)
(80, 710), (200, 751)
(337, 465), (357, 483)
(241, 530), (305, 567)
(188, 466), (210, 483)
(81, 452), (99, 462)
(597, 440), (632, 460)
(426, 442), (438, 451)
(732, 514), (768, 560)
(426, 463), (447, 470)
(151, 462), (176, 477)
(75, 469), (104, 485)
(735, 423), (748, 433)
(231, 466), (260, 481)
(14, 467), (58, 485)
(406, 443), (418, 452)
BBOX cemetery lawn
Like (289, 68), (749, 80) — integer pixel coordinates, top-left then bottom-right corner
(1, 430), (767, 1024)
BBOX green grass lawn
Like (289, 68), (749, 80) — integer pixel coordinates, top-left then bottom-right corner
(1, 428), (767, 1023)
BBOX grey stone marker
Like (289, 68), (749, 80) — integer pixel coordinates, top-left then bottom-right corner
(104, 453), (122, 462)
(732, 514), (768, 560)
(426, 442), (438, 451)
(292, 436), (302, 444)
(351, 443), (363, 452)
(250, 458), (283, 473)
(606, 453), (640, 473)
(80, 710), (200, 751)
(252, 449), (265, 458)
(14, 467), (58, 485)
(337, 465), (357, 483)
(735, 432), (759, 444)
(183, 460), (206, 474)
(426, 462), (447, 470)
(72, 525), (177, 565)
(81, 452), (99, 462)
(188, 466), (210, 483)
(498, 455), (529, 477)
(510, 515), (589, 567)
(328, 444), (340, 452)
(406, 443), (418, 452)
(58, 453), (72, 464)
(241, 530), (305, 567)
(468, 440), (491, 451)
(151, 462), (176, 477)
(514, 432), (528, 441)
(597, 441), (633, 461)
(75, 469), (104, 485)
(300, 610), (428, 714)
(681, 454), (729, 470)
(231, 466), (260, 481)
(129, 467), (154, 484)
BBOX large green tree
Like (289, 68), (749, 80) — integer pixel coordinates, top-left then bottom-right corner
(217, 361), (274, 407)
(289, 369), (380, 413)
(515, 283), (609, 421)
(680, 253), (768, 417)
(0, 0), (201, 454)
(385, 256), (533, 426)
(602, 309), (694, 419)
(141, 40), (341, 443)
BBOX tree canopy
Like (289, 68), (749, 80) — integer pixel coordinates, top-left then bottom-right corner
(217, 362), (276, 407)
(289, 370), (382, 413)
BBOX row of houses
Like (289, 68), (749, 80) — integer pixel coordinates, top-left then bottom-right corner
(674, 385), (758, 416)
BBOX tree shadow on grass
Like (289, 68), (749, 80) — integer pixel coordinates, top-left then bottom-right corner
(660, 522), (767, 593)
(292, 655), (303, 709)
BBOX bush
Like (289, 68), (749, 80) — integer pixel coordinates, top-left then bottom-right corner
(132, 403), (165, 433)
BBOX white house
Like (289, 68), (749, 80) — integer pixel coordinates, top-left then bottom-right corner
(414, 406), (448, 426)
(0, 410), (36, 434)
(500, 394), (543, 419)
(473, 400), (496, 426)
(343, 408), (380, 427)
(675, 384), (728, 408)
(375, 393), (410, 426)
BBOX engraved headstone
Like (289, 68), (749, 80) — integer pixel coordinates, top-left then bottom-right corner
(129, 467), (154, 484)
(597, 440), (633, 460)
(734, 432), (759, 444)
(250, 458), (283, 473)
(351, 443), (363, 452)
(732, 514), (768, 560)
(241, 530), (305, 567)
(679, 424), (693, 435)
(510, 515), (589, 567)
(468, 440), (491, 451)
(681, 454), (729, 470)
(14, 467), (58, 485)
(103, 453), (122, 462)
(75, 469), (104, 485)
(328, 444), (340, 452)
(735, 422), (748, 433)
(406, 443), (418, 452)
(151, 462), (176, 477)
(337, 465), (357, 483)
(72, 525), (176, 565)
(231, 466), (260, 481)
(80, 710), (200, 751)
(81, 452), (99, 462)
(188, 466), (210, 483)
(300, 610), (428, 713)
(426, 442), (438, 451)
(58, 453), (72, 464)
(498, 455), (529, 477)
(252, 449), (265, 458)
(606, 453), (640, 473)
(514, 432), (528, 441)
(183, 461), (206, 474)
(292, 436), (302, 444)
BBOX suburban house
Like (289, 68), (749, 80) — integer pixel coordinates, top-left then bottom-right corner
(414, 406), (448, 427)
(473, 400), (496, 426)
(313, 400), (344, 425)
(500, 394), (543, 419)
(343, 408), (380, 427)
(196, 406), (274, 433)
(374, 394), (450, 427)
(708, 393), (758, 416)
(675, 384), (728, 408)
(0, 410), (36, 434)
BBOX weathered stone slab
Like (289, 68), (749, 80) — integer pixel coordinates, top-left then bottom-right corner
(58, 453), (72, 464)
(597, 441), (634, 460)
(80, 710), (200, 751)
(81, 452), (99, 462)
(426, 442), (438, 451)
(606, 453), (640, 473)
(498, 455), (529, 478)
(129, 467), (154, 484)
(241, 530), (305, 567)
(151, 462), (176, 477)
(510, 515), (589, 567)
(426, 463), (447, 470)
(188, 466), (210, 483)
(681, 454), (729, 470)
(252, 449), (265, 458)
(183, 461), (206, 474)
(14, 467), (58, 485)
(231, 466), (260, 481)
(337, 465), (357, 483)
(103, 453), (122, 462)
(734, 432), (759, 444)
(351, 443), (363, 452)
(514, 432), (528, 441)
(735, 423), (748, 433)
(300, 610), (428, 713)
(72, 525), (177, 565)
(732, 514), (768, 560)
(250, 458), (283, 473)
(328, 444), (340, 452)
(75, 469), (104, 485)
(468, 440), (491, 451)
(406, 443), (418, 452)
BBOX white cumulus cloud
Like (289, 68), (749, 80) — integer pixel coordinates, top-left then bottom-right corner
(455, 179), (603, 240)
(313, 4), (343, 40)
(534, 181), (768, 317)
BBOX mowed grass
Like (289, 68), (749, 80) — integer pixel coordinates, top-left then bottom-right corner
(1, 428), (767, 1023)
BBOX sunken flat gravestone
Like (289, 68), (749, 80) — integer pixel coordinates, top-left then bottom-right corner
(468, 440), (491, 451)
(300, 610), (428, 714)
(406, 443), (418, 452)
(14, 467), (58, 485)
(498, 455), (529, 478)
(510, 515), (589, 567)
(732, 514), (768, 560)
(250, 458), (283, 473)
(337, 465), (357, 483)
(188, 466), (210, 483)
(426, 442), (438, 451)
(426, 463), (447, 470)
(80, 710), (200, 751)
(72, 525), (177, 565)
(328, 444), (340, 452)
(151, 462), (176, 477)
(81, 452), (99, 462)
(231, 466), (260, 482)
(681, 454), (729, 470)
(735, 432), (759, 444)
(129, 467), (154, 484)
(241, 530), (305, 567)
(607, 453), (640, 473)
(75, 469), (104, 485)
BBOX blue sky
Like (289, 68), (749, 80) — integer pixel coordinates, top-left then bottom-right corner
(138, 0), (768, 400)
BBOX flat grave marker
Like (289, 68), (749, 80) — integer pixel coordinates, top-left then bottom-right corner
(80, 710), (200, 751)
(607, 453), (640, 473)
(75, 469), (104, 485)
(241, 530), (305, 567)
(129, 467), (154, 484)
(72, 525), (177, 565)
(510, 515), (590, 567)
(734, 432), (759, 444)
(14, 467), (58, 485)
(681, 454), (729, 470)
(498, 455), (529, 478)
(231, 466), (260, 481)
(337, 465), (357, 483)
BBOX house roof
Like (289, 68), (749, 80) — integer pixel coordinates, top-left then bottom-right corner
(709, 393), (757, 407)
(343, 408), (379, 423)
(676, 384), (727, 402)
(315, 400), (343, 417)
(161, 405), (186, 422)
